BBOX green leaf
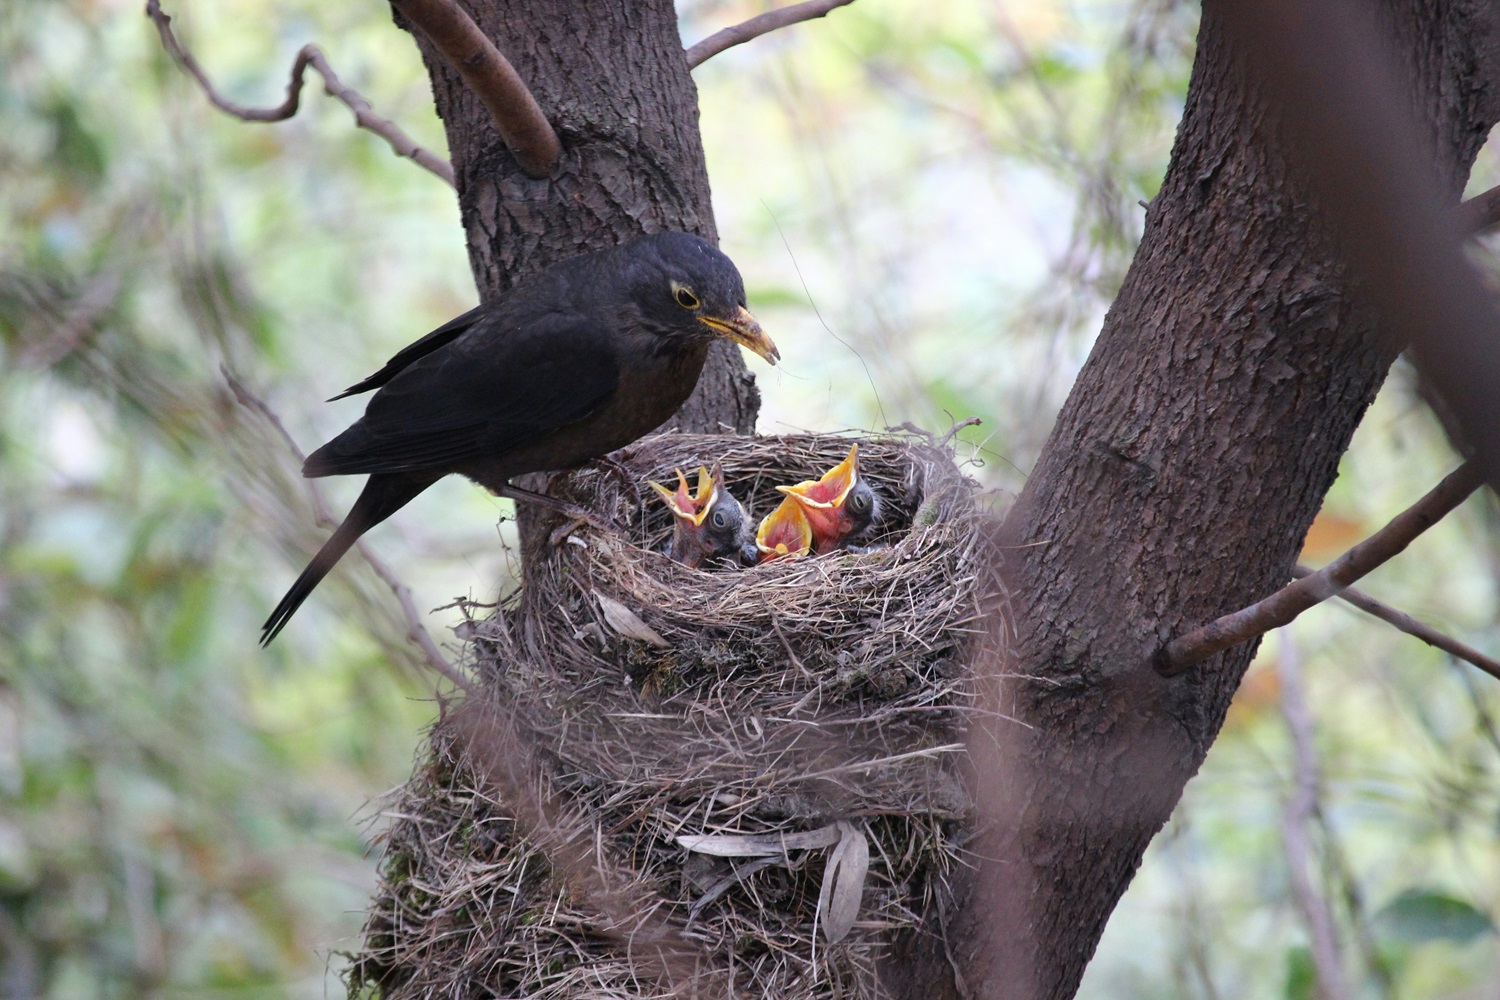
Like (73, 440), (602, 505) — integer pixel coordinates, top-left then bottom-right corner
(1375, 889), (1496, 945)
(1283, 945), (1314, 1000)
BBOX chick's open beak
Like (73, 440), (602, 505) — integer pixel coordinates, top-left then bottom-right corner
(777, 444), (859, 509)
(648, 467), (718, 526)
(755, 494), (812, 561)
(701, 306), (779, 365)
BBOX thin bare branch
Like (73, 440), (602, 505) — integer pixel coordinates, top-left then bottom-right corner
(1158, 462), (1486, 676)
(1291, 564), (1500, 681)
(144, 0), (455, 186)
(389, 0), (560, 178)
(224, 370), (471, 692)
(1276, 635), (1355, 1000)
(685, 0), (856, 68)
(1458, 183), (1500, 237)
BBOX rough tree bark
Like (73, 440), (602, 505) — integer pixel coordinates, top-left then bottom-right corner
(397, 0), (763, 572)
(397, 0), (761, 449)
(387, 0), (1499, 998)
(922, 2), (1500, 998)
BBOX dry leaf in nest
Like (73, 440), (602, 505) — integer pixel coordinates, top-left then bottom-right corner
(350, 430), (1008, 1000)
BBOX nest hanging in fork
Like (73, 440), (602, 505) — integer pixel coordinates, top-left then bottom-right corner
(350, 430), (1009, 1000)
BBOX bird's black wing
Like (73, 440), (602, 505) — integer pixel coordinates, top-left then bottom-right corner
(304, 309), (621, 477)
(327, 305), (487, 401)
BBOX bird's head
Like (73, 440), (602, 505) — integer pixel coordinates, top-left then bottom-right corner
(622, 232), (779, 365)
(775, 444), (881, 553)
(649, 464), (758, 568)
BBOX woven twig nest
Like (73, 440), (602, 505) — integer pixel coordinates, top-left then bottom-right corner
(350, 432), (1003, 1000)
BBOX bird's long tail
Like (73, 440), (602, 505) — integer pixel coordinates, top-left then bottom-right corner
(260, 473), (435, 646)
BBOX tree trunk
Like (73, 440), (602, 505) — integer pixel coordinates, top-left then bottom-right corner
(398, 0), (760, 569)
(397, 0), (761, 456)
(388, 1), (1500, 998)
(929, 2), (1500, 998)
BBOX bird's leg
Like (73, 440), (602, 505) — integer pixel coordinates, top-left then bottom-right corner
(489, 482), (622, 537)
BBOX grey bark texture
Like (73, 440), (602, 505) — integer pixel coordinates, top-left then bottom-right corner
(398, 0), (760, 438)
(923, 2), (1500, 998)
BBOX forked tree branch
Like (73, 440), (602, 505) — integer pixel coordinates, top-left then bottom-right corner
(1157, 461), (1486, 676)
(389, 0), (560, 178)
(1291, 564), (1500, 681)
(144, 0), (456, 187)
(686, 0), (856, 68)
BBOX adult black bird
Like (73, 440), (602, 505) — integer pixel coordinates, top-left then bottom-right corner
(648, 463), (758, 569)
(261, 231), (779, 645)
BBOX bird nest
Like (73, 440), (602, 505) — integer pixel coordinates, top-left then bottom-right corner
(348, 432), (1004, 1000)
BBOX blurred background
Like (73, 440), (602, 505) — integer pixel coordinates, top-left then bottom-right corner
(2, 0), (1497, 996)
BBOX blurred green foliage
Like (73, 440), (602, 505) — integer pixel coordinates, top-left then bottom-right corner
(3, 0), (1498, 997)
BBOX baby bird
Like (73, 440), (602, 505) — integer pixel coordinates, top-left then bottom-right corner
(775, 443), (881, 554)
(754, 493), (813, 562)
(648, 464), (758, 569)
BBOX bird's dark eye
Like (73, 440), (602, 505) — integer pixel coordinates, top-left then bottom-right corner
(711, 509), (728, 529)
(673, 284), (700, 309)
(849, 491), (871, 514)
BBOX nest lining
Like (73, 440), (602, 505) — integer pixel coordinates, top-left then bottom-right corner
(349, 431), (1003, 1000)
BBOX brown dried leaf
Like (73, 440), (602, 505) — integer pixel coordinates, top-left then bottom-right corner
(593, 590), (670, 647)
(817, 820), (869, 944)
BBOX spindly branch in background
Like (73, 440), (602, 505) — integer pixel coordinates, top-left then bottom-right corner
(1157, 462), (1487, 676)
(686, 0), (857, 68)
(1276, 635), (1356, 1000)
(143, 0), (456, 186)
(222, 371), (472, 693)
(387, 0), (560, 178)
(1291, 564), (1500, 682)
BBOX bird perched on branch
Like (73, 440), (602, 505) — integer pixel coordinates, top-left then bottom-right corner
(648, 464), (757, 569)
(261, 232), (778, 645)
(775, 443), (881, 554)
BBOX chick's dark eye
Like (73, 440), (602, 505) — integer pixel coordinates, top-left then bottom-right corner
(674, 285), (700, 309)
(849, 492), (871, 513)
(711, 510), (728, 529)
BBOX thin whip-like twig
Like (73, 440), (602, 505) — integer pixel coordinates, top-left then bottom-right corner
(686, 0), (856, 68)
(1291, 564), (1500, 681)
(1276, 636), (1355, 1000)
(1157, 462), (1486, 676)
(224, 371), (471, 692)
(144, 0), (455, 186)
(389, 0), (560, 178)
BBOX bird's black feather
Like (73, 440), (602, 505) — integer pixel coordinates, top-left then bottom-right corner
(263, 231), (772, 644)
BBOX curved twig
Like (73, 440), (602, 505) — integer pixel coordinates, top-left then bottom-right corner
(224, 370), (471, 692)
(1157, 461), (1486, 676)
(686, 0), (856, 68)
(1291, 564), (1500, 681)
(144, 0), (455, 186)
(389, 0), (560, 178)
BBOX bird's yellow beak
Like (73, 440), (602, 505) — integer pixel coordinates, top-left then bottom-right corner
(648, 467), (718, 526)
(755, 494), (812, 561)
(776, 443), (860, 509)
(701, 306), (779, 365)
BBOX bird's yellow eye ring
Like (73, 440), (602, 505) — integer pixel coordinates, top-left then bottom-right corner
(673, 284), (700, 309)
